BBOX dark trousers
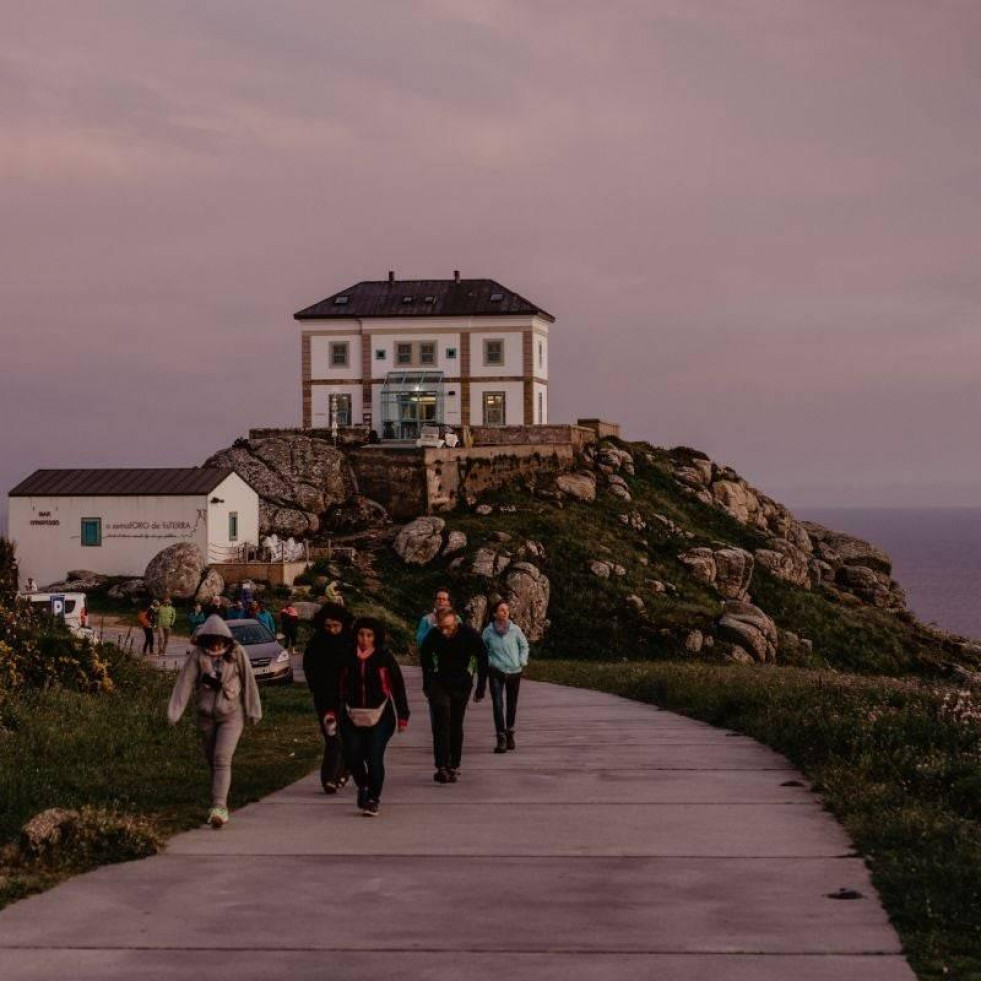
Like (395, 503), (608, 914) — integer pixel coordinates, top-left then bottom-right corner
(427, 681), (471, 770)
(489, 669), (522, 734)
(341, 707), (396, 801)
(141, 627), (154, 654)
(318, 720), (348, 788)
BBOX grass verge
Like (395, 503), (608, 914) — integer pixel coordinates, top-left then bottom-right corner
(0, 652), (323, 910)
(528, 660), (981, 981)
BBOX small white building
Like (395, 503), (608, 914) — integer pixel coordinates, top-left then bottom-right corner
(7, 468), (259, 589)
(295, 271), (554, 439)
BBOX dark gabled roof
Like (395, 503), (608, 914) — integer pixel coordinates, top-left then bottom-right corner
(294, 277), (555, 323)
(9, 468), (242, 498)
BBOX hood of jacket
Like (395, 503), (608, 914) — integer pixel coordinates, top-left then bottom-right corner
(195, 614), (233, 643)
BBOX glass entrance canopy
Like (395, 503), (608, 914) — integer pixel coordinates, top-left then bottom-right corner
(380, 371), (445, 441)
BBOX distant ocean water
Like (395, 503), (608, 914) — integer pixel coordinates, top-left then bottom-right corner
(803, 508), (981, 640)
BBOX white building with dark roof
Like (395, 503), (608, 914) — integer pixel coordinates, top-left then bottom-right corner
(294, 271), (554, 439)
(7, 468), (258, 588)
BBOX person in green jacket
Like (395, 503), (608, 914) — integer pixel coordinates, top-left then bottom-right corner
(481, 600), (530, 753)
(157, 597), (177, 655)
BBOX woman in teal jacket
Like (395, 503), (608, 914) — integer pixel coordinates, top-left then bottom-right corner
(481, 600), (529, 753)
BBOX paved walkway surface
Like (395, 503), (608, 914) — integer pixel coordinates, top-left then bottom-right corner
(0, 671), (913, 980)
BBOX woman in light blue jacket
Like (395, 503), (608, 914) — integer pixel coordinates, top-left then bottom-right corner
(481, 600), (529, 753)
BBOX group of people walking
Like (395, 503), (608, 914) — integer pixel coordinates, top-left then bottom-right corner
(138, 597), (176, 656)
(167, 585), (530, 826)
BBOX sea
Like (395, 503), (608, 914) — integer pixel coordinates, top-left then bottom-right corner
(803, 508), (981, 640)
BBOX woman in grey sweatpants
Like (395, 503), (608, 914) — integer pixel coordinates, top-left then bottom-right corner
(168, 615), (262, 828)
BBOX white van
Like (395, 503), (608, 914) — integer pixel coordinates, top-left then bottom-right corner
(18, 591), (95, 640)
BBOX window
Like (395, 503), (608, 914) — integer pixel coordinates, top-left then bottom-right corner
(483, 391), (506, 426)
(396, 343), (413, 365)
(419, 341), (436, 366)
(81, 517), (101, 547)
(331, 394), (352, 427)
(538, 391), (543, 423)
(484, 339), (504, 367)
(228, 512), (239, 542)
(446, 347), (457, 359)
(329, 341), (349, 368)
(490, 292), (504, 302)
(375, 348), (386, 360)
(333, 296), (349, 306)
(538, 340), (544, 368)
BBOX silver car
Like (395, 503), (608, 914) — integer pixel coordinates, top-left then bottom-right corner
(226, 619), (294, 685)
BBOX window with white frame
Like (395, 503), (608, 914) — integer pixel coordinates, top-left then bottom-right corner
(396, 342), (413, 365)
(484, 339), (504, 367)
(331, 394), (352, 427)
(419, 341), (437, 366)
(483, 391), (506, 426)
(329, 341), (349, 368)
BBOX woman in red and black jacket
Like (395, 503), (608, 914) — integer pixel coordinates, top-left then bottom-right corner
(325, 617), (410, 817)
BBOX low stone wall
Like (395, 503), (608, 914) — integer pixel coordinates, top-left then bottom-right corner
(347, 447), (430, 520)
(468, 424), (595, 450)
(577, 419), (621, 440)
(249, 426), (371, 447)
(213, 561), (311, 587)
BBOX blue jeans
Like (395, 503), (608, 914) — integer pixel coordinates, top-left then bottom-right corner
(489, 669), (522, 734)
(341, 706), (396, 801)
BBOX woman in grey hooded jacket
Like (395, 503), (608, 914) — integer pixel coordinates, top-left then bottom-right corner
(168, 614), (262, 828)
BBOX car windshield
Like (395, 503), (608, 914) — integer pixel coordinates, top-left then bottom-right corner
(228, 623), (275, 645)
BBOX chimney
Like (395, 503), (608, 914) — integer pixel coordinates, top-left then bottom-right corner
(388, 270), (395, 282)
(453, 269), (460, 282)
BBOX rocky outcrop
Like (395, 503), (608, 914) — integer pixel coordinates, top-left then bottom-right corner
(393, 517), (446, 566)
(107, 578), (146, 600)
(754, 539), (812, 589)
(678, 546), (754, 600)
(443, 530), (468, 556)
(472, 546), (511, 578)
(323, 496), (390, 535)
(555, 471), (597, 502)
(717, 600), (778, 663)
(205, 434), (357, 538)
(463, 594), (488, 632)
(144, 543), (210, 600)
(503, 562), (551, 643)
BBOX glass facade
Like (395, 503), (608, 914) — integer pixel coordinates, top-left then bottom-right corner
(380, 371), (445, 441)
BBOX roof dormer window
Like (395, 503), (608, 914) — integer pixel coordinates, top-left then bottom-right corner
(489, 292), (504, 302)
(402, 296), (414, 304)
(334, 296), (349, 305)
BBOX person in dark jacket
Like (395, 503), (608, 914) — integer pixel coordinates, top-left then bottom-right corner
(303, 603), (353, 794)
(280, 602), (300, 652)
(324, 617), (409, 817)
(419, 608), (488, 784)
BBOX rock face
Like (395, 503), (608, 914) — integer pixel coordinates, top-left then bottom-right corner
(472, 547), (510, 578)
(393, 517), (446, 566)
(194, 568), (225, 604)
(205, 434), (357, 538)
(717, 601), (778, 663)
(679, 546), (754, 600)
(503, 562), (551, 642)
(754, 539), (812, 588)
(443, 530), (468, 556)
(463, 594), (488, 631)
(555, 471), (597, 502)
(144, 543), (207, 600)
(107, 578), (146, 600)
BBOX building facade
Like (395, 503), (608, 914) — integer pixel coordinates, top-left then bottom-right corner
(8, 468), (259, 589)
(295, 272), (554, 440)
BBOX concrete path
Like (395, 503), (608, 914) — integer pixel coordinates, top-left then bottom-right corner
(0, 671), (914, 980)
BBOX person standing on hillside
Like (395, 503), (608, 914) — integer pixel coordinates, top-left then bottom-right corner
(303, 603), (353, 794)
(281, 601), (300, 653)
(416, 586), (453, 646)
(156, 597), (177, 654)
(167, 615), (262, 829)
(325, 617), (410, 817)
(138, 603), (156, 655)
(482, 600), (530, 753)
(419, 608), (488, 784)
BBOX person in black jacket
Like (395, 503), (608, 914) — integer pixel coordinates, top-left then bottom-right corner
(303, 603), (353, 794)
(419, 608), (488, 784)
(325, 617), (410, 817)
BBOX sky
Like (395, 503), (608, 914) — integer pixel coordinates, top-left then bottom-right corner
(2, 0), (980, 516)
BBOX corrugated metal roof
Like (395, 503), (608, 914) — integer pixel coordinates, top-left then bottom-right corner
(9, 468), (240, 498)
(294, 278), (555, 322)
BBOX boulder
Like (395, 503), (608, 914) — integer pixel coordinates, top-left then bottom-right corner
(472, 547), (511, 578)
(516, 540), (546, 561)
(463, 595), (488, 631)
(588, 560), (611, 578)
(393, 517), (446, 566)
(803, 523), (892, 574)
(323, 496), (391, 534)
(107, 578), (146, 600)
(684, 630), (704, 653)
(555, 471), (597, 503)
(678, 547), (717, 587)
(20, 808), (78, 859)
(607, 474), (629, 489)
(475, 504), (494, 516)
(713, 548), (754, 600)
(625, 594), (646, 614)
(836, 565), (899, 609)
(711, 480), (762, 525)
(144, 543), (207, 600)
(205, 435), (357, 538)
(727, 646), (756, 665)
(194, 568), (225, 604)
(717, 600), (778, 662)
(66, 570), (110, 586)
(443, 531), (468, 556)
(754, 539), (811, 588)
(503, 562), (551, 642)
(618, 511), (647, 532)
(609, 484), (632, 502)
